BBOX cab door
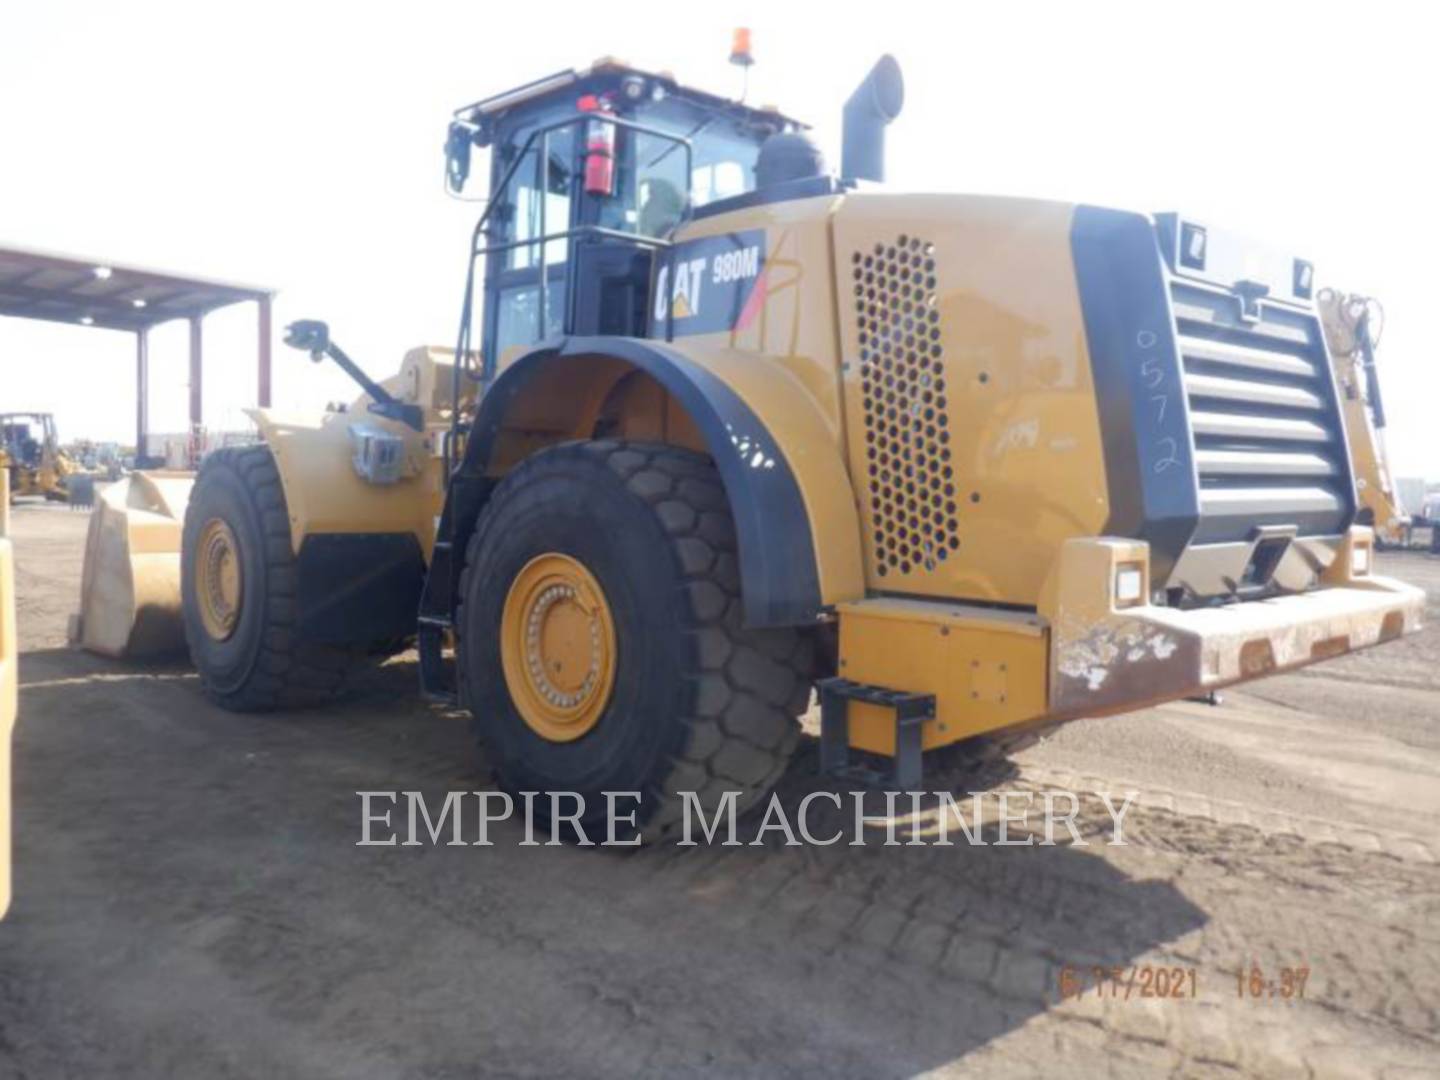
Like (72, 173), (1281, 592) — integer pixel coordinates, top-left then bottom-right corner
(482, 122), (578, 374)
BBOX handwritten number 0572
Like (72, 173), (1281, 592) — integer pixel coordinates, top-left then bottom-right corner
(1137, 332), (1180, 474)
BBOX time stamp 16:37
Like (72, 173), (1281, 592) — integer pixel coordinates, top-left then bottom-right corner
(1057, 964), (1312, 1001)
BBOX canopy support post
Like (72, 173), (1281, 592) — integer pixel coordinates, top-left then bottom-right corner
(257, 295), (273, 408)
(135, 328), (149, 465)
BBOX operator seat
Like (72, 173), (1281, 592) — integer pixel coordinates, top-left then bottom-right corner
(638, 179), (685, 238)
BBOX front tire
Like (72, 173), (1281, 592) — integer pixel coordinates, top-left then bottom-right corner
(181, 446), (366, 711)
(457, 441), (814, 841)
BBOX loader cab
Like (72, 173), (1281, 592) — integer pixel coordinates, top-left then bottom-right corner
(0, 413), (54, 469)
(447, 61), (799, 376)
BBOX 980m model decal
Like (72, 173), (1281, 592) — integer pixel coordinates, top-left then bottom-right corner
(651, 229), (767, 337)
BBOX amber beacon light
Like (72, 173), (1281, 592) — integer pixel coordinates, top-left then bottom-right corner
(729, 28), (754, 68)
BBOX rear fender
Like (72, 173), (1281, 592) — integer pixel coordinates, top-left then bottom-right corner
(454, 336), (864, 627)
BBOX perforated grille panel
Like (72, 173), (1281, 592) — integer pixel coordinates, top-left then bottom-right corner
(852, 235), (958, 577)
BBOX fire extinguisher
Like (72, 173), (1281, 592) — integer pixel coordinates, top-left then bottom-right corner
(580, 95), (616, 197)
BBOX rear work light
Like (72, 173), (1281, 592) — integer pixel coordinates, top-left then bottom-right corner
(1180, 222), (1207, 270)
(1351, 542), (1372, 577)
(1115, 563), (1146, 608)
(1293, 258), (1315, 300)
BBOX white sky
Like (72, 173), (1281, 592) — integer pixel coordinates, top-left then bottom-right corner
(2, 1), (1436, 478)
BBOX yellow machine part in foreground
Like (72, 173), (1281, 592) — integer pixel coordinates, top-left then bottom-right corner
(1, 472), (18, 918)
(75, 471), (195, 658)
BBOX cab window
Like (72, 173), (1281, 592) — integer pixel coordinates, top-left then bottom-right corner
(627, 98), (764, 210)
(688, 129), (760, 206)
(488, 120), (576, 354)
(503, 125), (576, 270)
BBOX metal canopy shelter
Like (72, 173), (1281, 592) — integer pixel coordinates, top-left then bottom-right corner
(0, 244), (274, 464)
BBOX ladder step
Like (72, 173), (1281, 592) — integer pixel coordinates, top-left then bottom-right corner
(417, 615), (453, 629)
(817, 676), (934, 791)
(821, 677), (934, 717)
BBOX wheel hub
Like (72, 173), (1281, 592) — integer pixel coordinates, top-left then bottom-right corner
(195, 517), (243, 641)
(501, 553), (616, 742)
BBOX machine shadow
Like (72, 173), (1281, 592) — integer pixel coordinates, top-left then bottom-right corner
(345, 661), (1210, 1069)
(623, 743), (1207, 1069)
(15, 648), (1208, 1074)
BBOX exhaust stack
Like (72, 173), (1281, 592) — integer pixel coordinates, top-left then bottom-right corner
(841, 55), (905, 183)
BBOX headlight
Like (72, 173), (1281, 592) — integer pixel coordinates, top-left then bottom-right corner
(1293, 258), (1314, 300)
(1180, 222), (1207, 270)
(1351, 543), (1371, 577)
(1115, 563), (1146, 607)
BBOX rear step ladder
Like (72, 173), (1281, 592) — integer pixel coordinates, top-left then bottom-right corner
(817, 677), (936, 790)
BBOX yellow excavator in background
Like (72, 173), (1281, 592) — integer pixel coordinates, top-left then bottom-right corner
(1316, 289), (1408, 546)
(1, 412), (77, 503)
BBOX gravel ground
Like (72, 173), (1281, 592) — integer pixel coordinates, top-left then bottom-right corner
(2, 502), (1438, 1078)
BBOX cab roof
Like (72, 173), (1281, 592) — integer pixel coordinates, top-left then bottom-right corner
(452, 56), (807, 132)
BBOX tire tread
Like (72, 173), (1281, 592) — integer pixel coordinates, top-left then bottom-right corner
(184, 445), (367, 711)
(456, 440), (814, 840)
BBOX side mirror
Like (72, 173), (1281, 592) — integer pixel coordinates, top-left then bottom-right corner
(445, 122), (473, 194)
(284, 319), (330, 361)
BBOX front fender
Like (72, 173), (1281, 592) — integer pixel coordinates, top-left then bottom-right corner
(245, 407), (438, 556)
(245, 408), (435, 646)
(462, 336), (864, 627)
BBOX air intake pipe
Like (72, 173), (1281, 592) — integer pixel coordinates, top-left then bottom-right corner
(841, 55), (905, 183)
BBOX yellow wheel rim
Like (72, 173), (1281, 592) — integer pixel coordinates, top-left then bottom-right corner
(196, 517), (243, 641)
(501, 553), (617, 742)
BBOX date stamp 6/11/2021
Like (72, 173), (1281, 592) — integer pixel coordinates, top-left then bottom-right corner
(1058, 964), (1312, 1002)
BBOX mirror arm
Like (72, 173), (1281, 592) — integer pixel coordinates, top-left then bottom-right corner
(283, 320), (424, 432)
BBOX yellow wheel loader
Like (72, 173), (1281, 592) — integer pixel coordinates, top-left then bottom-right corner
(1316, 289), (1408, 546)
(1, 412), (76, 503)
(99, 53), (1421, 839)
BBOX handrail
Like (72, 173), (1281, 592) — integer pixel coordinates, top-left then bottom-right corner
(443, 111), (692, 483)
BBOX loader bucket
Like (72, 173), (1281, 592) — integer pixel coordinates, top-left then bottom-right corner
(75, 471), (195, 658)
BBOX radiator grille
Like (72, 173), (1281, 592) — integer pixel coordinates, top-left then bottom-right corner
(1170, 280), (1352, 544)
(853, 235), (958, 576)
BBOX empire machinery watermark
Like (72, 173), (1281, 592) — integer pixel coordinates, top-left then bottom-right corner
(356, 788), (1140, 848)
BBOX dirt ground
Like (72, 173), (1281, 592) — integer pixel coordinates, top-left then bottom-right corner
(2, 502), (1438, 1079)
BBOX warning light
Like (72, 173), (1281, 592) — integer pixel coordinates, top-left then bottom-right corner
(576, 94), (601, 113)
(729, 28), (754, 68)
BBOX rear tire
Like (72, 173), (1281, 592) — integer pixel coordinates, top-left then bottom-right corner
(457, 440), (814, 841)
(181, 445), (366, 711)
